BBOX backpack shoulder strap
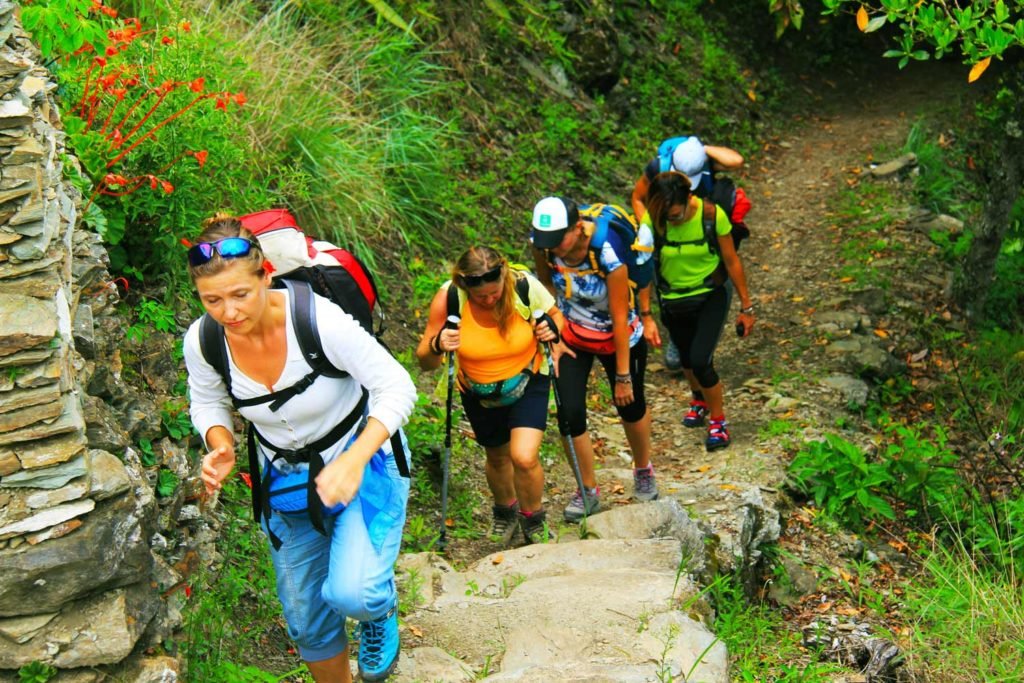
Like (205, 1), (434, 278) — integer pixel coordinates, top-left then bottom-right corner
(702, 199), (720, 258)
(283, 280), (347, 378)
(514, 272), (531, 310)
(199, 313), (232, 398)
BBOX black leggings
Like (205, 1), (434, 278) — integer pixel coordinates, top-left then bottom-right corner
(553, 340), (648, 437)
(661, 285), (731, 388)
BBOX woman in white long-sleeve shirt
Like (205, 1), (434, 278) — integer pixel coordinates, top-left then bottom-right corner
(183, 214), (415, 683)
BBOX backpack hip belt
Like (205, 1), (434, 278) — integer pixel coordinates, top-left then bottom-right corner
(249, 387), (369, 549)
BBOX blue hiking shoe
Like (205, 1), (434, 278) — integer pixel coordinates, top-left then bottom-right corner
(706, 418), (731, 452)
(664, 338), (682, 371)
(682, 400), (709, 428)
(358, 601), (400, 681)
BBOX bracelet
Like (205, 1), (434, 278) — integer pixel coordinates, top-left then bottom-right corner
(430, 333), (443, 355)
(740, 305), (755, 315)
(640, 310), (653, 317)
(615, 373), (632, 385)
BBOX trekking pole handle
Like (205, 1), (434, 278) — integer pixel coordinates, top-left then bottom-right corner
(531, 309), (560, 345)
(445, 315), (461, 330)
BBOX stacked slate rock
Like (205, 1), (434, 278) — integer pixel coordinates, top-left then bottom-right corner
(0, 11), (163, 678)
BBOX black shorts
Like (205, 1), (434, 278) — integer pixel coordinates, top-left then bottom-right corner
(460, 373), (551, 448)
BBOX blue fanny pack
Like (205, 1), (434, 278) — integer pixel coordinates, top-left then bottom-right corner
(266, 463), (346, 515)
(462, 368), (533, 408)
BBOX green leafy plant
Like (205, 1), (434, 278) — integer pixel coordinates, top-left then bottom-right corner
(17, 661), (56, 683)
(20, 0), (109, 57)
(788, 434), (897, 528)
(138, 437), (157, 467)
(161, 404), (195, 440)
(156, 468), (179, 497)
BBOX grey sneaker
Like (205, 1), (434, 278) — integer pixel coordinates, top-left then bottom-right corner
(489, 502), (520, 545)
(519, 510), (555, 544)
(563, 487), (600, 522)
(664, 338), (682, 371)
(633, 466), (659, 502)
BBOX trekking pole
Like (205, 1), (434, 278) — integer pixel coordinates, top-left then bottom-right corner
(438, 314), (460, 552)
(532, 310), (590, 522)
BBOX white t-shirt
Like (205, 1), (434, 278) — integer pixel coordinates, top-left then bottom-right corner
(184, 288), (417, 470)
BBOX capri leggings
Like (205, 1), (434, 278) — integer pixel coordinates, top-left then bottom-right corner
(661, 284), (731, 388)
(553, 340), (648, 437)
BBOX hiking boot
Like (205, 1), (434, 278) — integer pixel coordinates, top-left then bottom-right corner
(664, 338), (682, 371)
(633, 465), (659, 502)
(563, 487), (600, 522)
(706, 418), (731, 452)
(519, 510), (554, 544)
(682, 400), (709, 428)
(489, 501), (520, 545)
(358, 601), (400, 681)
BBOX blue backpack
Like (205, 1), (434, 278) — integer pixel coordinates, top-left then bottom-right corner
(575, 203), (655, 291)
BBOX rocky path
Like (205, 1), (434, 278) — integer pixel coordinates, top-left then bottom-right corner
(394, 61), (968, 682)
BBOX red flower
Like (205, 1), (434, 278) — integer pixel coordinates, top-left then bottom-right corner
(160, 180), (174, 194)
(105, 45), (118, 57)
(94, 56), (107, 67)
(161, 35), (174, 45)
(72, 42), (95, 56)
(214, 95), (228, 111)
(232, 92), (247, 107)
(239, 472), (253, 489)
(181, 21), (192, 32)
(189, 77), (205, 93)
(155, 80), (176, 95)
(104, 173), (129, 186)
(191, 150), (208, 168)
(102, 6), (118, 17)
(180, 237), (194, 248)
(184, 585), (192, 599)
(148, 175), (158, 190)
(111, 87), (127, 100)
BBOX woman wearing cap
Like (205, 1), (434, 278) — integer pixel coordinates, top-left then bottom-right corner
(416, 246), (564, 545)
(530, 196), (660, 522)
(644, 173), (755, 451)
(184, 214), (415, 682)
(631, 136), (745, 426)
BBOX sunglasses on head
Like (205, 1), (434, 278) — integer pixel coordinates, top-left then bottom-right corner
(187, 237), (259, 266)
(461, 265), (503, 288)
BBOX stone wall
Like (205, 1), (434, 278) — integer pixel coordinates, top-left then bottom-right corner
(0, 8), (161, 677)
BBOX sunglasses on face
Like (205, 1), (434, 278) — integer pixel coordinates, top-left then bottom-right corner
(461, 265), (503, 288)
(187, 237), (259, 266)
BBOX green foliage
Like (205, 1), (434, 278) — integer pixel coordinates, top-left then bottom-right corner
(182, 477), (290, 680)
(161, 402), (195, 440)
(156, 468), (179, 497)
(127, 298), (178, 342)
(789, 434), (898, 528)
(709, 573), (844, 680)
(20, 0), (108, 58)
(138, 437), (157, 467)
(17, 661), (56, 683)
(817, 0), (1024, 66)
(903, 537), (1024, 681)
(903, 120), (969, 216)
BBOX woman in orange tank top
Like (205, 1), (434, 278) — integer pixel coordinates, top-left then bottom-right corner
(417, 246), (564, 546)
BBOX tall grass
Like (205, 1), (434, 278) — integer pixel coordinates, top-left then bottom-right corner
(182, 0), (453, 263)
(903, 537), (1024, 682)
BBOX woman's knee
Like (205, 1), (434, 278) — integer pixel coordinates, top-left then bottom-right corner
(321, 575), (392, 623)
(691, 363), (719, 388)
(558, 404), (587, 437)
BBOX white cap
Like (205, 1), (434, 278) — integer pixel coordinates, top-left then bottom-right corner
(530, 196), (579, 249)
(671, 136), (708, 190)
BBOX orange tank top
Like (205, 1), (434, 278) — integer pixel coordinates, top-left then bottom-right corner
(457, 300), (539, 384)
